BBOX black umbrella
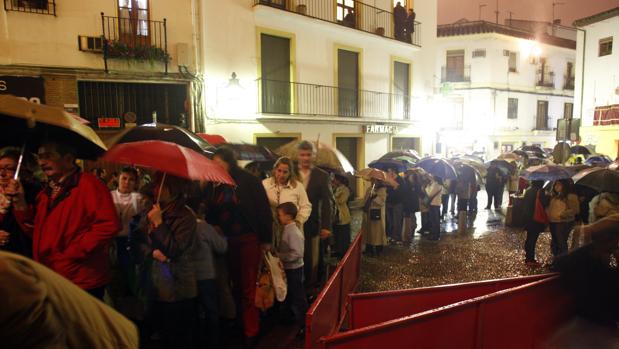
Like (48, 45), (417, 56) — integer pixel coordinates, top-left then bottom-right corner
(379, 150), (420, 163)
(488, 159), (516, 175)
(107, 123), (212, 154)
(571, 145), (592, 156)
(573, 168), (619, 193)
(219, 143), (277, 162)
(369, 158), (415, 173)
(454, 162), (477, 183)
(415, 158), (457, 180)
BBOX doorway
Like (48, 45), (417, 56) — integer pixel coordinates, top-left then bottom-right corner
(338, 49), (359, 117)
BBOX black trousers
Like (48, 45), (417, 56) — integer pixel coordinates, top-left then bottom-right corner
(333, 224), (351, 258)
(150, 299), (196, 349)
(197, 279), (219, 348)
(524, 225), (544, 261)
(284, 267), (308, 328)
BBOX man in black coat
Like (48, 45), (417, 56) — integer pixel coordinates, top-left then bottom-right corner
(521, 180), (547, 266)
(208, 147), (272, 345)
(393, 2), (407, 41)
(296, 141), (332, 290)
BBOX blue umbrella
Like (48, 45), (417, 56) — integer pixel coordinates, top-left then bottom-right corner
(369, 158), (415, 173)
(520, 165), (573, 181)
(415, 158), (457, 180)
(584, 155), (612, 166)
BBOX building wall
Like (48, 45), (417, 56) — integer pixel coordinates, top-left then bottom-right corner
(0, 0), (198, 72)
(434, 32), (575, 158)
(574, 16), (619, 125)
(201, 0), (438, 166)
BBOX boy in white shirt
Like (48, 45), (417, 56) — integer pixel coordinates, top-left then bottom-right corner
(276, 202), (308, 336)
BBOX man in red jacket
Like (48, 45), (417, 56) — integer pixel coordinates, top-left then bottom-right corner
(9, 141), (120, 299)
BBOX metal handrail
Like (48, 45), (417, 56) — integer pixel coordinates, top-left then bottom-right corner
(257, 78), (416, 120)
(100, 12), (168, 74)
(441, 65), (471, 83)
(254, 0), (421, 47)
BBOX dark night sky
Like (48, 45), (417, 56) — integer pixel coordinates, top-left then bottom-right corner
(437, 0), (619, 25)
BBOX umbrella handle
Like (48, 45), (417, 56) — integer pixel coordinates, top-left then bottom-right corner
(156, 172), (167, 204)
(13, 142), (27, 181)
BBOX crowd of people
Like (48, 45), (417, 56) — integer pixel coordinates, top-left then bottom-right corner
(0, 140), (351, 348)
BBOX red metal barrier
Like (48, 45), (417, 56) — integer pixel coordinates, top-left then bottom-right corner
(305, 233), (362, 349)
(348, 273), (554, 329)
(321, 276), (573, 349)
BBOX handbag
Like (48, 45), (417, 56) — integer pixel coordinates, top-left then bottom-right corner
(369, 208), (381, 221)
(533, 191), (549, 225)
(254, 256), (275, 311)
(264, 251), (287, 302)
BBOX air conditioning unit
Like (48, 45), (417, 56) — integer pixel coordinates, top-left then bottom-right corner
(78, 36), (103, 53)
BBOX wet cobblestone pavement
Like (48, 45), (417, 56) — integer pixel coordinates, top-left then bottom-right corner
(355, 195), (554, 293)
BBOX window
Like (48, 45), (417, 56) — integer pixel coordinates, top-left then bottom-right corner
(599, 37), (613, 57)
(536, 100), (549, 130)
(392, 137), (420, 152)
(564, 102), (573, 119)
(77, 81), (188, 128)
(444, 50), (466, 82)
(508, 51), (518, 72)
(337, 0), (355, 27)
(501, 144), (514, 153)
(393, 61), (410, 119)
(260, 34), (291, 114)
(338, 49), (359, 117)
(508, 98), (518, 119)
(118, 0), (149, 37)
(472, 49), (486, 58)
(5, 0), (55, 15)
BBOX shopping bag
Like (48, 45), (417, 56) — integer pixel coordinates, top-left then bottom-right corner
(264, 251), (287, 302)
(255, 256), (275, 311)
(533, 191), (549, 225)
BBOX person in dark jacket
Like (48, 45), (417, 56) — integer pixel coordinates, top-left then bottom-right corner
(404, 8), (416, 43)
(133, 173), (198, 349)
(521, 180), (548, 266)
(10, 141), (120, 299)
(296, 141), (332, 290)
(393, 2), (407, 40)
(485, 166), (506, 210)
(207, 147), (273, 346)
(386, 167), (405, 242)
(402, 171), (421, 241)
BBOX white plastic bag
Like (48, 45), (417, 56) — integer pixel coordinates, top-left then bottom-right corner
(264, 251), (287, 302)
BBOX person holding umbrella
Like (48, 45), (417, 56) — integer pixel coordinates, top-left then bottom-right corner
(9, 141), (120, 299)
(131, 173), (198, 349)
(361, 177), (388, 256)
(425, 175), (443, 241)
(547, 179), (580, 257)
(521, 180), (548, 266)
(332, 173), (351, 258)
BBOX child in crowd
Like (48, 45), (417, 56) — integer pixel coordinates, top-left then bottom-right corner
(276, 202), (308, 336)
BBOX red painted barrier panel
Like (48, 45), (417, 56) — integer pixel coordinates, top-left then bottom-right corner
(349, 273), (554, 329)
(305, 233), (362, 349)
(321, 276), (573, 349)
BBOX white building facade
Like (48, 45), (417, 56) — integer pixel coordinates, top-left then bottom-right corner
(434, 21), (576, 160)
(573, 7), (619, 159)
(0, 0), (201, 140)
(200, 0), (438, 176)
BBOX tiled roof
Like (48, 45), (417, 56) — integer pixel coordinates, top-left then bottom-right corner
(437, 21), (576, 49)
(573, 6), (619, 27)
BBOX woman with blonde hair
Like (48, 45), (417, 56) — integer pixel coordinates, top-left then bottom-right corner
(262, 157), (312, 246)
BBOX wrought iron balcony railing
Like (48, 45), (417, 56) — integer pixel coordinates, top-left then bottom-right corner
(100, 12), (168, 73)
(536, 70), (555, 88)
(254, 0), (421, 47)
(257, 79), (416, 120)
(441, 65), (471, 83)
(4, 0), (55, 15)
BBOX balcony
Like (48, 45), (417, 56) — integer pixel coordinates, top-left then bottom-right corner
(100, 12), (169, 73)
(4, 0), (55, 15)
(536, 70), (555, 88)
(441, 66), (471, 83)
(563, 76), (575, 90)
(254, 0), (421, 47)
(257, 79), (416, 120)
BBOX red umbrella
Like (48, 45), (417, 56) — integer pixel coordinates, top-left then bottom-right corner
(197, 133), (227, 146)
(103, 140), (235, 186)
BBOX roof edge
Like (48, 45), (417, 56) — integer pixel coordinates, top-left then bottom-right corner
(573, 6), (619, 27)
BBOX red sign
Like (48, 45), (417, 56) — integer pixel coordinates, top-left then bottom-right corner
(97, 117), (121, 128)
